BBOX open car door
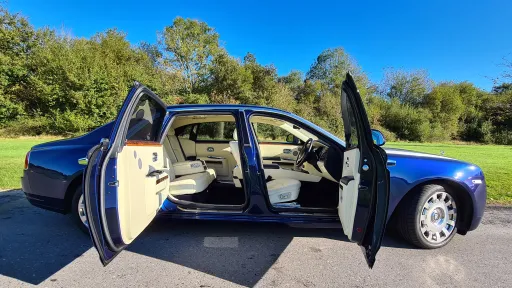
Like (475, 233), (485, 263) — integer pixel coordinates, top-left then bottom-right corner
(338, 73), (390, 268)
(83, 82), (169, 265)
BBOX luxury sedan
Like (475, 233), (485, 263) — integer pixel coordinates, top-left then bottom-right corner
(21, 73), (486, 268)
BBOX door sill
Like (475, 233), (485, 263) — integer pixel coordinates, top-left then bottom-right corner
(167, 195), (246, 211)
(272, 205), (337, 215)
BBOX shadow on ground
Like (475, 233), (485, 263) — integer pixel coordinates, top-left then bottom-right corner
(0, 190), (414, 286)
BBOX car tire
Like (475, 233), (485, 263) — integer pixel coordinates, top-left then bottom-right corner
(71, 186), (89, 234)
(397, 184), (458, 249)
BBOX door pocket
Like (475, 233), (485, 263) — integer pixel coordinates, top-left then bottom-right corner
(144, 172), (169, 214)
(338, 179), (358, 239)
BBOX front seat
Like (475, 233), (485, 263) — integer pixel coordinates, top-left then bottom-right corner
(229, 129), (301, 204)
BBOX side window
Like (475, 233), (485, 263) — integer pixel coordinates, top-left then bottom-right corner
(175, 124), (196, 139)
(252, 123), (290, 143)
(126, 94), (166, 141)
(344, 99), (359, 149)
(196, 122), (236, 141)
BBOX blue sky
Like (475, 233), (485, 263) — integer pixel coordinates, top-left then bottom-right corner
(6, 0), (512, 90)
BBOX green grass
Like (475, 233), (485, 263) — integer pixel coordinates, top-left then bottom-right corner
(0, 137), (61, 190)
(0, 138), (510, 205)
(386, 142), (512, 205)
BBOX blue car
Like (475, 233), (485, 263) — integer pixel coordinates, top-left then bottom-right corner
(21, 73), (486, 268)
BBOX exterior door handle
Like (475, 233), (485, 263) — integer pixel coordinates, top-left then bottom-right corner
(387, 160), (396, 166)
(283, 149), (292, 154)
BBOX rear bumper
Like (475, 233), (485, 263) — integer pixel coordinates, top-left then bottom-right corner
(22, 176), (67, 214)
(21, 176), (31, 194)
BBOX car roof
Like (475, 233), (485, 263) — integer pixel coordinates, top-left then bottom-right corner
(166, 104), (293, 115)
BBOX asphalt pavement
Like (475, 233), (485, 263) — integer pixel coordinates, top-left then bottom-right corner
(1, 189), (511, 287)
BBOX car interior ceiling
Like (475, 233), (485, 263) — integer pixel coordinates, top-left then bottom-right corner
(161, 114), (343, 211)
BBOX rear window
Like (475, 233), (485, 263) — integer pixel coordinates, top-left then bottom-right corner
(196, 122), (236, 141)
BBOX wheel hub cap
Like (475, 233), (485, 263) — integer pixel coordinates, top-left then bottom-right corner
(420, 192), (457, 244)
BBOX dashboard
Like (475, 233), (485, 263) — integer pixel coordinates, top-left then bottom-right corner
(303, 140), (343, 183)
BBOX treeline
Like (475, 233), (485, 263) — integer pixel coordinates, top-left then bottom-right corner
(1, 7), (511, 144)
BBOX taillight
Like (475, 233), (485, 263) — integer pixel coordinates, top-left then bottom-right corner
(24, 151), (30, 170)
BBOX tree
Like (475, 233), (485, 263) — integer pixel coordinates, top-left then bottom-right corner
(423, 83), (464, 140)
(499, 56), (512, 81)
(492, 83), (512, 95)
(207, 52), (252, 104)
(306, 47), (370, 105)
(0, 7), (38, 124)
(306, 48), (359, 88)
(278, 70), (303, 94)
(159, 17), (221, 93)
(380, 69), (433, 107)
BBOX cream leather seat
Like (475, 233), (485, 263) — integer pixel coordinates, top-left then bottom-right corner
(169, 172), (213, 195)
(229, 135), (243, 187)
(229, 130), (301, 204)
(164, 130), (216, 197)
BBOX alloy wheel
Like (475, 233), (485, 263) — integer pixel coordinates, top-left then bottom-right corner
(78, 194), (89, 228)
(419, 191), (457, 244)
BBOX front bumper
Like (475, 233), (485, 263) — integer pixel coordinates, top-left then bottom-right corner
(468, 177), (487, 231)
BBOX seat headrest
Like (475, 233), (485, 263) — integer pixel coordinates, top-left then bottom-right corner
(233, 129), (238, 141)
(169, 128), (175, 136)
(135, 109), (144, 120)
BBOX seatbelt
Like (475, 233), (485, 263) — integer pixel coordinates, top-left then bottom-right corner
(176, 137), (187, 160)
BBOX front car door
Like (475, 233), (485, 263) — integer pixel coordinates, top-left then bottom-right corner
(84, 82), (169, 265)
(338, 73), (390, 268)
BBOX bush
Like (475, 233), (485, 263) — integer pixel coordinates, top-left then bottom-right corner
(0, 116), (53, 137)
(459, 118), (493, 143)
(493, 130), (512, 145)
(381, 100), (431, 142)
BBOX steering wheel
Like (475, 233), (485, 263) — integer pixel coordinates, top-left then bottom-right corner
(295, 138), (314, 168)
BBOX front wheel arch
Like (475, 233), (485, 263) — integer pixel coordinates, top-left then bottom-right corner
(390, 179), (474, 234)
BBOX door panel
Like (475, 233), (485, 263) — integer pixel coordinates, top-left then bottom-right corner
(195, 142), (236, 180)
(117, 143), (168, 244)
(84, 82), (168, 266)
(338, 73), (390, 268)
(338, 149), (360, 239)
(259, 143), (300, 164)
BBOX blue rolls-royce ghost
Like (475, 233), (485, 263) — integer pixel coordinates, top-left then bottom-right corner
(21, 73), (487, 268)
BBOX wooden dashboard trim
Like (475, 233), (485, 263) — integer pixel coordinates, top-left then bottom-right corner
(125, 140), (162, 147)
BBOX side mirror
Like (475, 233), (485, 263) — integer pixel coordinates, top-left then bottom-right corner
(371, 129), (386, 146)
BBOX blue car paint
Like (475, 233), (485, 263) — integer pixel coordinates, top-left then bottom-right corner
(383, 149), (486, 230)
(22, 104), (486, 233)
(23, 122), (114, 212)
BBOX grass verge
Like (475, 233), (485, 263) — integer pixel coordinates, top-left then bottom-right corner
(0, 137), (61, 190)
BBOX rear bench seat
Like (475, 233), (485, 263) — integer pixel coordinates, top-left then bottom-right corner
(163, 130), (216, 198)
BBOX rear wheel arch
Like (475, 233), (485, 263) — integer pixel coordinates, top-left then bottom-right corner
(390, 179), (474, 234)
(64, 173), (83, 214)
